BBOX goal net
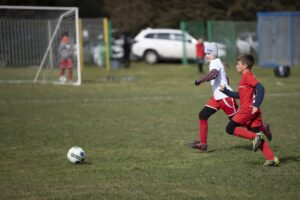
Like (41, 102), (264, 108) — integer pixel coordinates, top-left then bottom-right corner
(0, 6), (81, 85)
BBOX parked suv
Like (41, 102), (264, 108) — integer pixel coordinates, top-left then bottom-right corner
(132, 28), (226, 64)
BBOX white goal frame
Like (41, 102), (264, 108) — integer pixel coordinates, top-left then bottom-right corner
(0, 5), (81, 86)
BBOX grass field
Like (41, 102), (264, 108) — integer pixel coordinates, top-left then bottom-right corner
(0, 62), (299, 200)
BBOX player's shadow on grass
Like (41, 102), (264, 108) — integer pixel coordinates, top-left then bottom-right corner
(193, 149), (216, 153)
(229, 144), (252, 151)
(186, 143), (216, 153)
(230, 146), (300, 164)
(278, 156), (300, 164)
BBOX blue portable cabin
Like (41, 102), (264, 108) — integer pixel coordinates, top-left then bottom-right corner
(257, 12), (300, 67)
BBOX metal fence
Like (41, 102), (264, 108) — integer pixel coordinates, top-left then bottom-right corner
(181, 20), (257, 65)
(207, 20), (257, 65)
(81, 18), (106, 66)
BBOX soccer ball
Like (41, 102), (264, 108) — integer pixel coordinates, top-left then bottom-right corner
(59, 75), (67, 83)
(67, 146), (85, 164)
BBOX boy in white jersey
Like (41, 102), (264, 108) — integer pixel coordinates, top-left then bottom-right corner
(190, 43), (272, 152)
(190, 43), (238, 151)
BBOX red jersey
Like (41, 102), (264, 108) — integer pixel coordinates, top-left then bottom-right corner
(238, 70), (258, 110)
(196, 42), (205, 58)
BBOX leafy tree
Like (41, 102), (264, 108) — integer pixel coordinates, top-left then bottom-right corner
(0, 0), (299, 33)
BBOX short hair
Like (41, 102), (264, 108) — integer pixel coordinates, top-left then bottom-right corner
(237, 54), (254, 69)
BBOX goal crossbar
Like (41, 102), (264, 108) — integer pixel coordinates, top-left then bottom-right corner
(0, 5), (78, 11)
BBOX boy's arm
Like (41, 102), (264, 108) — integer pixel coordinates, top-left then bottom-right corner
(219, 85), (240, 99)
(253, 82), (264, 108)
(195, 69), (219, 86)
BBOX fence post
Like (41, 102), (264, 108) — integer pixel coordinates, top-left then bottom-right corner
(180, 21), (188, 65)
(103, 17), (111, 72)
(207, 20), (212, 42)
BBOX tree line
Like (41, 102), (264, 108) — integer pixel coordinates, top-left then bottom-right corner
(0, 0), (299, 33)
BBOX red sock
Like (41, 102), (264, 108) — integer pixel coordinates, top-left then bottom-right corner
(68, 68), (72, 80)
(234, 127), (275, 160)
(233, 127), (256, 140)
(60, 68), (65, 76)
(199, 120), (208, 144)
(260, 140), (275, 160)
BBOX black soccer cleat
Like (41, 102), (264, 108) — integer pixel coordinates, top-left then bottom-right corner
(189, 142), (208, 152)
(262, 123), (272, 141)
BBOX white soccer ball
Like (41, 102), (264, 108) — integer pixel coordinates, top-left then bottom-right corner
(67, 146), (85, 164)
(59, 76), (67, 83)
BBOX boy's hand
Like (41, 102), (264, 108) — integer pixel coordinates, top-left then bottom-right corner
(252, 106), (258, 114)
(195, 80), (202, 86)
(219, 84), (225, 91)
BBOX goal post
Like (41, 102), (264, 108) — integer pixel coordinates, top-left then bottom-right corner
(0, 5), (81, 86)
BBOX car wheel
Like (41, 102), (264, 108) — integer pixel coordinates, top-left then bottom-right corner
(144, 50), (158, 64)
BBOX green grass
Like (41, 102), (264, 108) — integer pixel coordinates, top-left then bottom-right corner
(0, 62), (299, 200)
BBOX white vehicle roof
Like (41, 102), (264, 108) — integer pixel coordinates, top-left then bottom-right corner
(134, 28), (196, 40)
(141, 28), (185, 33)
(136, 28), (190, 36)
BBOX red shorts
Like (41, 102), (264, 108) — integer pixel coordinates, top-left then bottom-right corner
(206, 97), (238, 117)
(232, 108), (263, 128)
(60, 59), (73, 69)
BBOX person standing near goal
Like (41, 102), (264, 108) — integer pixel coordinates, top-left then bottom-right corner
(195, 37), (205, 73)
(59, 32), (74, 82)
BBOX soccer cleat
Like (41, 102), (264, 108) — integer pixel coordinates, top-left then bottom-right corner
(252, 133), (263, 152)
(262, 123), (272, 141)
(190, 140), (200, 144)
(263, 157), (280, 167)
(189, 142), (208, 152)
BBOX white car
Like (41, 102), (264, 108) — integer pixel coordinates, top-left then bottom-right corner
(132, 28), (226, 64)
(236, 32), (258, 54)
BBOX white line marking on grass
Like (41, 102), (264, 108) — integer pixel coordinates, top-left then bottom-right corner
(0, 96), (205, 104)
(1, 93), (300, 104)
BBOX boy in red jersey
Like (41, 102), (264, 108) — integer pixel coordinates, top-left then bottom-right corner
(220, 54), (279, 166)
(190, 44), (271, 153)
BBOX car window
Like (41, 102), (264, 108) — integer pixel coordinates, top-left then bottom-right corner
(156, 33), (170, 40)
(174, 34), (183, 41)
(174, 33), (192, 42)
(145, 33), (155, 39)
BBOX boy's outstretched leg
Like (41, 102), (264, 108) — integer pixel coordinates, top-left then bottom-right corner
(260, 140), (279, 166)
(189, 119), (208, 151)
(233, 127), (263, 152)
(226, 121), (263, 152)
(190, 107), (216, 151)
